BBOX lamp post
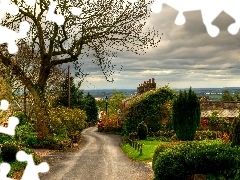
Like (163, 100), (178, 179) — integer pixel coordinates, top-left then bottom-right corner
(105, 96), (108, 117)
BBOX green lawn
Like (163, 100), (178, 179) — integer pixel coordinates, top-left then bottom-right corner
(121, 140), (163, 162)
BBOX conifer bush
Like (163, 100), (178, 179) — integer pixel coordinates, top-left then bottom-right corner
(172, 87), (200, 141)
(137, 121), (148, 140)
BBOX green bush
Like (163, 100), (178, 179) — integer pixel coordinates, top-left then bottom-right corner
(25, 134), (38, 147)
(14, 112), (28, 125)
(152, 142), (183, 169)
(49, 106), (87, 137)
(0, 134), (14, 144)
(14, 123), (35, 143)
(1, 142), (20, 162)
(137, 121), (148, 140)
(154, 140), (240, 180)
(172, 87), (200, 141)
(194, 130), (217, 141)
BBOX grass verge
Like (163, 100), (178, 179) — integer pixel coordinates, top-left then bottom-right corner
(121, 140), (163, 162)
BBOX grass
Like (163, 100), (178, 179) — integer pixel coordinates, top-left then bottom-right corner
(121, 140), (163, 162)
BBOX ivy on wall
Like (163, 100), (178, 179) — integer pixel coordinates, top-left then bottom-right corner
(123, 85), (175, 134)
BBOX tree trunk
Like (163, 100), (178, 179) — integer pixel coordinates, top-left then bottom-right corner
(30, 87), (52, 141)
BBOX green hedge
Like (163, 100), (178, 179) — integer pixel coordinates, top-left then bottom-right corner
(152, 141), (183, 170)
(123, 86), (175, 134)
(153, 140), (240, 180)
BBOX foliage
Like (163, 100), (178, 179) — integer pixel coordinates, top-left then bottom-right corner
(49, 106), (87, 137)
(207, 111), (231, 132)
(137, 121), (148, 140)
(0, 0), (161, 140)
(123, 86), (175, 134)
(0, 134), (14, 144)
(14, 123), (35, 144)
(172, 87), (200, 141)
(153, 140), (240, 180)
(194, 130), (217, 141)
(14, 112), (29, 126)
(152, 141), (183, 170)
(84, 92), (98, 122)
(1, 142), (20, 162)
(56, 76), (84, 109)
(96, 89), (126, 115)
(231, 116), (240, 146)
(25, 134), (39, 147)
(222, 89), (234, 101)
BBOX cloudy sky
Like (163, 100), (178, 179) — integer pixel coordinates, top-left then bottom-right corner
(77, 3), (240, 90)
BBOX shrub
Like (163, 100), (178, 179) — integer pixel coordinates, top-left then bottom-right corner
(172, 87), (200, 141)
(1, 142), (20, 162)
(153, 140), (240, 180)
(49, 106), (87, 137)
(14, 112), (28, 125)
(137, 121), (148, 140)
(25, 134), (38, 147)
(0, 134), (14, 144)
(194, 130), (217, 141)
(152, 142), (182, 169)
(14, 123), (35, 143)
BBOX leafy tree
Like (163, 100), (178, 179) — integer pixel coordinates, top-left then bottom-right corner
(222, 90), (234, 101)
(96, 89), (126, 115)
(56, 76), (84, 109)
(235, 92), (240, 101)
(172, 87), (200, 141)
(84, 93), (98, 122)
(0, 0), (161, 140)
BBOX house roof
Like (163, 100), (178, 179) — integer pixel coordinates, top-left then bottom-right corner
(201, 109), (239, 118)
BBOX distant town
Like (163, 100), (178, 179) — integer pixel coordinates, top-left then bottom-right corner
(84, 87), (240, 101)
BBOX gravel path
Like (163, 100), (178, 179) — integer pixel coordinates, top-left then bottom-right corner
(40, 126), (153, 180)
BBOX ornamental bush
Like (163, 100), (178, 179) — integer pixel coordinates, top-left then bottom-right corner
(172, 87), (200, 141)
(153, 140), (240, 180)
(1, 142), (20, 162)
(49, 106), (87, 137)
(137, 121), (148, 140)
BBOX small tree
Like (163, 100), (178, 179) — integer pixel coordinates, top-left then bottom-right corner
(172, 87), (200, 141)
(84, 93), (98, 122)
(222, 90), (234, 101)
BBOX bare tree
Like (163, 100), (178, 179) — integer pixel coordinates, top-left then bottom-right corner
(0, 0), (161, 140)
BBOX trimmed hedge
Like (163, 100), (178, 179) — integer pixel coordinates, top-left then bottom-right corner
(152, 141), (183, 170)
(153, 140), (240, 180)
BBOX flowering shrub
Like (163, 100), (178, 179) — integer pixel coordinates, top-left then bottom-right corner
(49, 106), (87, 137)
(218, 132), (230, 143)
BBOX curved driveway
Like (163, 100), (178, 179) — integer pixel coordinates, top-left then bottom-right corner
(41, 126), (153, 180)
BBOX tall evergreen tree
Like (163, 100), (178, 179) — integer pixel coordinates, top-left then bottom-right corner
(172, 87), (200, 141)
(84, 93), (98, 122)
(56, 76), (84, 109)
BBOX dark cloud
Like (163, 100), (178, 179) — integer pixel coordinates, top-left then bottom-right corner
(76, 4), (240, 89)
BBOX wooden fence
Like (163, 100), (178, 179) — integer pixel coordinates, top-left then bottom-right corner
(127, 138), (143, 154)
